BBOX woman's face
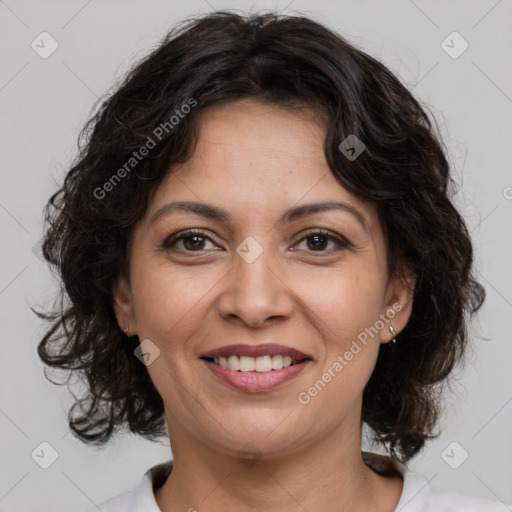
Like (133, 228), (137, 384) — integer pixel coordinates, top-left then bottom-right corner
(113, 98), (413, 460)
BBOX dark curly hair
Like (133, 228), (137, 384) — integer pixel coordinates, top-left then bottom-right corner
(34, 10), (485, 463)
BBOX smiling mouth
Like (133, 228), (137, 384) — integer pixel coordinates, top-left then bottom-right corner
(201, 354), (311, 373)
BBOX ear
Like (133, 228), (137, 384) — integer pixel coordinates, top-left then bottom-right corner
(381, 264), (416, 344)
(112, 274), (137, 336)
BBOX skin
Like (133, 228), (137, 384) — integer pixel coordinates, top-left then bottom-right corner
(113, 98), (415, 512)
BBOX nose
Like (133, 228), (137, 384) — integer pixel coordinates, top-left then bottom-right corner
(217, 243), (294, 328)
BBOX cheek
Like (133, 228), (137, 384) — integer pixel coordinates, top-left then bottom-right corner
(297, 264), (385, 340)
(296, 264), (385, 393)
(131, 258), (220, 340)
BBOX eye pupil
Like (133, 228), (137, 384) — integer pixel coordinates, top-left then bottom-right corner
(308, 235), (328, 250)
(185, 235), (205, 250)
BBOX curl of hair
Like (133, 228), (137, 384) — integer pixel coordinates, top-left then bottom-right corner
(35, 11), (485, 462)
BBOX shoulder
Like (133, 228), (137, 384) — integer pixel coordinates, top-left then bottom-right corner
(362, 452), (511, 512)
(83, 489), (140, 512)
(82, 456), (511, 512)
(82, 461), (172, 512)
(397, 467), (510, 511)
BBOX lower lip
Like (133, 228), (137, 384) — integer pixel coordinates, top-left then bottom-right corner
(202, 359), (310, 392)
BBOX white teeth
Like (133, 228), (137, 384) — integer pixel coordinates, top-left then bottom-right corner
(212, 354), (298, 372)
(255, 355), (272, 372)
(227, 355), (238, 370)
(271, 354), (283, 370)
(239, 356), (255, 372)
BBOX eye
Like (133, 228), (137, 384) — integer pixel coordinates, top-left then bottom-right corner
(292, 229), (349, 254)
(162, 229), (218, 252)
(162, 228), (350, 255)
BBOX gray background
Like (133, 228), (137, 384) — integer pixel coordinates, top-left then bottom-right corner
(1, 1), (511, 511)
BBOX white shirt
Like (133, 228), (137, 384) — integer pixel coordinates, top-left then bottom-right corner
(85, 457), (511, 512)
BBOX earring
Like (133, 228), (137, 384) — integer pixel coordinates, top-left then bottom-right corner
(389, 325), (397, 344)
(123, 327), (129, 335)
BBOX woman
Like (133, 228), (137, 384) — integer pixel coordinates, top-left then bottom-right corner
(36, 10), (510, 512)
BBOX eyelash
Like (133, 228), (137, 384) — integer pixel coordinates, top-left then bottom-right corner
(162, 228), (350, 256)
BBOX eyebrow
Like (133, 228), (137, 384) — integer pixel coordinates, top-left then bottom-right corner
(150, 200), (369, 231)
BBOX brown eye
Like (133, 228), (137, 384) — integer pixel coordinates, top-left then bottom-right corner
(163, 230), (216, 252)
(293, 229), (349, 254)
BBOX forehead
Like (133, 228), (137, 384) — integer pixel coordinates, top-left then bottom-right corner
(145, 98), (380, 234)
(182, 98), (329, 184)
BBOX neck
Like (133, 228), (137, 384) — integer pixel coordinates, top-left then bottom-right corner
(154, 418), (403, 512)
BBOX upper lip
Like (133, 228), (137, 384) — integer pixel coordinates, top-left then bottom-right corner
(200, 343), (313, 361)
